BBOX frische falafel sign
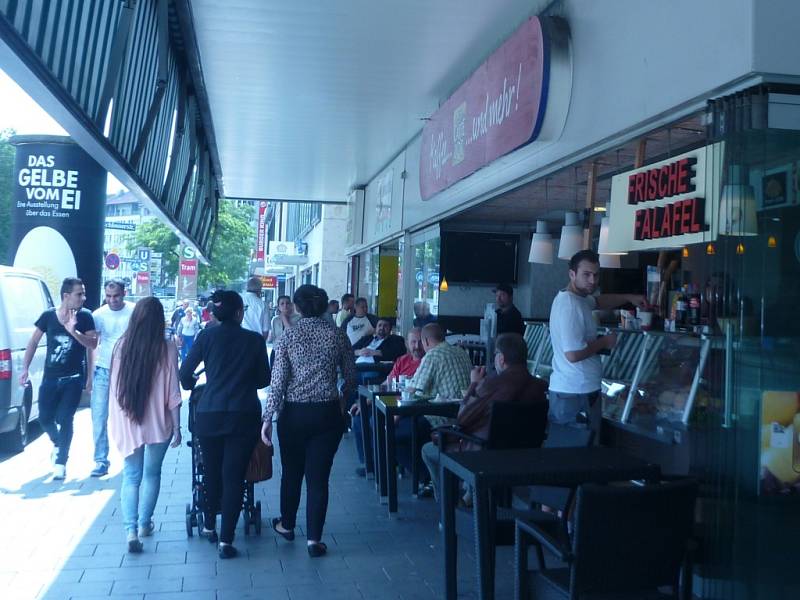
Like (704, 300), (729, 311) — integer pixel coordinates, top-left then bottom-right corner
(606, 143), (724, 252)
(10, 135), (107, 309)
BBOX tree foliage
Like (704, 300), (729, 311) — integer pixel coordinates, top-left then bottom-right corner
(0, 129), (16, 264)
(199, 201), (255, 289)
(128, 219), (180, 279)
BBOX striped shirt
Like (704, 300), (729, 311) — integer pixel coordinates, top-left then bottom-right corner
(263, 317), (356, 421)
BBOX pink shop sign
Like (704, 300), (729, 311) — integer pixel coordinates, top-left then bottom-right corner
(420, 16), (550, 200)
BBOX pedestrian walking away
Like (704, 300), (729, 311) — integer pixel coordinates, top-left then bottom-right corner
(176, 307), (201, 362)
(88, 279), (134, 477)
(108, 297), (182, 553)
(19, 277), (97, 480)
(179, 290), (270, 559)
(262, 284), (357, 558)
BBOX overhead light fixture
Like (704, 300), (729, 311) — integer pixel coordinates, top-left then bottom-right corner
(768, 235), (778, 248)
(682, 247), (689, 258)
(439, 277), (448, 292)
(719, 167), (758, 236)
(599, 254), (621, 269)
(557, 212), (586, 260)
(593, 206), (607, 212)
(528, 221), (553, 264)
(736, 242), (745, 255)
(597, 217), (626, 256)
(706, 243), (715, 255)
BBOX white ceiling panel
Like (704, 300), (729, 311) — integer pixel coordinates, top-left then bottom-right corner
(190, 0), (549, 201)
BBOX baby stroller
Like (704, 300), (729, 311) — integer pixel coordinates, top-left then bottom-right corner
(184, 380), (262, 537)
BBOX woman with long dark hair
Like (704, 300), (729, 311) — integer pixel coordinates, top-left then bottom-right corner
(109, 297), (182, 553)
(263, 284), (356, 558)
(180, 290), (269, 559)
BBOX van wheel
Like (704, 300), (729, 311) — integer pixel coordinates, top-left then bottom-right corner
(1, 402), (28, 454)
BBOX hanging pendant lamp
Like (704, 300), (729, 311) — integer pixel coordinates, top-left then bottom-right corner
(557, 212), (585, 260)
(528, 221), (553, 264)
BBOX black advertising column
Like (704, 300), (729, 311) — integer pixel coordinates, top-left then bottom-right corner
(10, 135), (107, 310)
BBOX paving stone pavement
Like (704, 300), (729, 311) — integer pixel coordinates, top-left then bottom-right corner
(0, 394), (530, 600)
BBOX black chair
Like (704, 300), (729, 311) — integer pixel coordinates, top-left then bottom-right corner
(514, 478), (698, 600)
(434, 399), (549, 573)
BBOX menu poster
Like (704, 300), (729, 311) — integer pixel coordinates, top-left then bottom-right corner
(760, 391), (800, 495)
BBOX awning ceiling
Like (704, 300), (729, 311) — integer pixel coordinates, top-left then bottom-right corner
(189, 0), (551, 202)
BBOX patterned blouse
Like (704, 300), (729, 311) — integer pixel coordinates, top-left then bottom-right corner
(263, 317), (357, 421)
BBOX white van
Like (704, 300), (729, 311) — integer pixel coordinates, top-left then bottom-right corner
(0, 266), (54, 452)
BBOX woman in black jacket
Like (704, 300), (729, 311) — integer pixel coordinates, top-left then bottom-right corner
(179, 290), (269, 559)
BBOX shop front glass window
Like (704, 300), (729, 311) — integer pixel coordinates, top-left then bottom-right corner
(412, 237), (441, 324)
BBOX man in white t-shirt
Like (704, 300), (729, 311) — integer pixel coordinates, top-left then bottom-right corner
(89, 279), (134, 476)
(240, 276), (269, 338)
(549, 250), (644, 433)
(342, 297), (377, 346)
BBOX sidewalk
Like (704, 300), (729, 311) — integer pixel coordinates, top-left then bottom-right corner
(0, 397), (522, 599)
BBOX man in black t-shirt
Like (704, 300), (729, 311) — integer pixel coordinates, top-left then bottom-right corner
(494, 283), (525, 336)
(20, 277), (97, 480)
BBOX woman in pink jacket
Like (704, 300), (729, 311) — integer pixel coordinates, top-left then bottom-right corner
(109, 297), (182, 553)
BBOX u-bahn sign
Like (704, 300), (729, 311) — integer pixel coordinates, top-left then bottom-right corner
(419, 17), (568, 200)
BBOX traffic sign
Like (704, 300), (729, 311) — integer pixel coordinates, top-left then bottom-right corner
(136, 247), (151, 262)
(137, 261), (149, 273)
(105, 252), (120, 270)
(183, 246), (196, 259)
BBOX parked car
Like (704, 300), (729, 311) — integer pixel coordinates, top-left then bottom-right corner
(0, 266), (54, 452)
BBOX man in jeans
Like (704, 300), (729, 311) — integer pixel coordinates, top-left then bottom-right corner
(549, 250), (644, 434)
(89, 279), (134, 477)
(19, 277), (97, 480)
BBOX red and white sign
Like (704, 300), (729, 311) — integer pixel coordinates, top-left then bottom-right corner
(178, 259), (198, 299)
(255, 201), (268, 261)
(261, 275), (277, 289)
(419, 16), (550, 200)
(136, 271), (151, 297)
(607, 143), (724, 252)
(136, 271), (150, 283)
(179, 259), (198, 276)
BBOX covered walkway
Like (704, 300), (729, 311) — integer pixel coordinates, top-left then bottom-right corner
(0, 397), (524, 599)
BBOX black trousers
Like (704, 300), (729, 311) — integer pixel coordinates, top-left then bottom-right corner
(199, 429), (258, 544)
(277, 401), (344, 542)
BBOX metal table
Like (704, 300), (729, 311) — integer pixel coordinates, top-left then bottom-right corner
(440, 446), (661, 600)
(375, 395), (460, 515)
(356, 384), (400, 488)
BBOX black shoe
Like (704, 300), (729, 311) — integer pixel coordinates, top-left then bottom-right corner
(307, 542), (327, 557)
(272, 517), (295, 541)
(417, 483), (434, 499)
(355, 466), (366, 477)
(218, 543), (238, 559)
(199, 528), (218, 543)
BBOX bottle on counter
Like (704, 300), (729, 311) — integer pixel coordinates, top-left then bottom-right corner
(688, 290), (702, 326)
(675, 286), (688, 328)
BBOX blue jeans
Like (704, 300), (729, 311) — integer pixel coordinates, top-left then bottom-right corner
(38, 375), (84, 465)
(180, 335), (194, 362)
(548, 390), (601, 435)
(121, 441), (170, 534)
(90, 367), (111, 467)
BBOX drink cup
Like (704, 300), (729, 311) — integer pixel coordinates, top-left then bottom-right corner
(401, 390), (412, 402)
(637, 308), (653, 330)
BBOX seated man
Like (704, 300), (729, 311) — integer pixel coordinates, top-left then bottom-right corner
(353, 317), (407, 365)
(421, 333), (548, 500)
(350, 327), (424, 476)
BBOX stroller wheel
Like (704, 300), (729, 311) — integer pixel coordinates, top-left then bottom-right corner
(185, 503), (193, 537)
(197, 511), (205, 533)
(254, 501), (262, 535)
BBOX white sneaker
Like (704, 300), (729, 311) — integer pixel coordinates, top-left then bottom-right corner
(52, 464), (66, 480)
(50, 447), (58, 466)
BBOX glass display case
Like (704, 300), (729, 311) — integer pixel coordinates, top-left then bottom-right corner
(601, 330), (714, 442)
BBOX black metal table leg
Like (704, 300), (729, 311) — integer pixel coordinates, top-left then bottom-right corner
(442, 463), (458, 600)
(358, 392), (374, 478)
(411, 416), (419, 496)
(473, 480), (494, 600)
(376, 405), (388, 503)
(386, 408), (398, 514)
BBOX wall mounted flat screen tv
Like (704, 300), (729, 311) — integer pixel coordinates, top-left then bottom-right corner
(440, 231), (519, 284)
